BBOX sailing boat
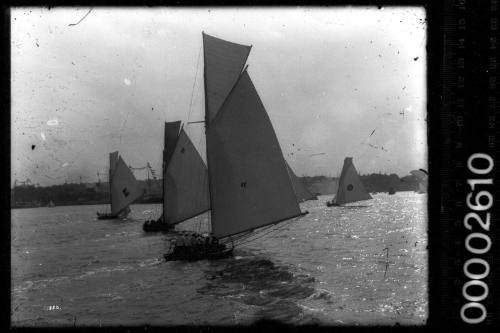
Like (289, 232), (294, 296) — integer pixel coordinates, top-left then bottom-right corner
(285, 161), (317, 202)
(164, 32), (308, 261)
(97, 151), (144, 219)
(410, 169), (428, 193)
(326, 157), (372, 206)
(47, 200), (55, 207)
(143, 121), (210, 232)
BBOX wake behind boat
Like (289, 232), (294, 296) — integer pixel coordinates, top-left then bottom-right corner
(97, 152), (143, 220)
(164, 32), (308, 261)
(326, 157), (372, 207)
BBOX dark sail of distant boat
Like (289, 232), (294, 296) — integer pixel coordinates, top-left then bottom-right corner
(410, 169), (428, 193)
(97, 152), (143, 219)
(285, 161), (317, 202)
(326, 157), (372, 206)
(164, 32), (307, 260)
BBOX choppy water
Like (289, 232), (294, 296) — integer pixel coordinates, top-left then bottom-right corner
(11, 192), (427, 326)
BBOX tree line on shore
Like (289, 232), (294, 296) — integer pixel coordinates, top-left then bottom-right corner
(11, 173), (422, 208)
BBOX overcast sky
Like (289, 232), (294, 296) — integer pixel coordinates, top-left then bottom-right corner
(11, 7), (426, 187)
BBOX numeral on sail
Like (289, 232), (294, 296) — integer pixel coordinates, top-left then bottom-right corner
(122, 187), (129, 197)
(461, 153), (493, 324)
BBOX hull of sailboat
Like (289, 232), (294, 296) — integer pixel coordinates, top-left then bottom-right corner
(142, 220), (174, 232)
(96, 212), (119, 220)
(97, 205), (130, 220)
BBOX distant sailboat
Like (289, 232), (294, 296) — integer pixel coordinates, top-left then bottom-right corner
(326, 157), (372, 206)
(97, 152), (143, 220)
(285, 161), (317, 202)
(410, 169), (428, 193)
(143, 121), (210, 232)
(164, 32), (308, 261)
(47, 200), (55, 207)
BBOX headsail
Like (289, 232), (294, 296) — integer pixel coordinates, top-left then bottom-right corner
(110, 155), (143, 215)
(334, 157), (372, 205)
(206, 67), (302, 238)
(285, 161), (317, 202)
(203, 32), (252, 122)
(163, 128), (210, 225)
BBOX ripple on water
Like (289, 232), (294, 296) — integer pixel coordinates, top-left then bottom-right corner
(12, 196), (427, 326)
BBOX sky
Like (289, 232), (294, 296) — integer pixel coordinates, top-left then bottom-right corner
(11, 7), (427, 187)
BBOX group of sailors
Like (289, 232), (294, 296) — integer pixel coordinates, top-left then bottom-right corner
(144, 215), (169, 227)
(170, 231), (224, 256)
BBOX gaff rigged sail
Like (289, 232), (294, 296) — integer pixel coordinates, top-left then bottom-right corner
(203, 32), (251, 123)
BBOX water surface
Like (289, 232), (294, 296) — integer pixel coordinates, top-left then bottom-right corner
(12, 192), (427, 326)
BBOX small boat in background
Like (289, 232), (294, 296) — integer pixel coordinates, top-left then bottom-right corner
(326, 157), (372, 206)
(388, 187), (396, 195)
(410, 169), (428, 194)
(47, 200), (55, 207)
(97, 151), (143, 220)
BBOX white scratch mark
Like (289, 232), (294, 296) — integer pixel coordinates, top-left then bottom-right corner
(47, 119), (59, 126)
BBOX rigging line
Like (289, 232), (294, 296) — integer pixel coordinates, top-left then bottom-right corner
(232, 227), (276, 246)
(220, 227), (266, 245)
(187, 43), (202, 125)
(220, 218), (286, 245)
(233, 216), (301, 248)
(68, 8), (93, 27)
(234, 224), (285, 248)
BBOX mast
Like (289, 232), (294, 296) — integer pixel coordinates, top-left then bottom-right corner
(202, 32), (215, 233)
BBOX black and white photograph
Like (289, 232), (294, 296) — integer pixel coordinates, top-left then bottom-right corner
(10, 6), (430, 326)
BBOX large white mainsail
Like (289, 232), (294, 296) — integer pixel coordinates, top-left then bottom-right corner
(333, 157), (372, 205)
(109, 152), (143, 216)
(163, 124), (210, 225)
(285, 161), (317, 202)
(203, 32), (304, 239)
